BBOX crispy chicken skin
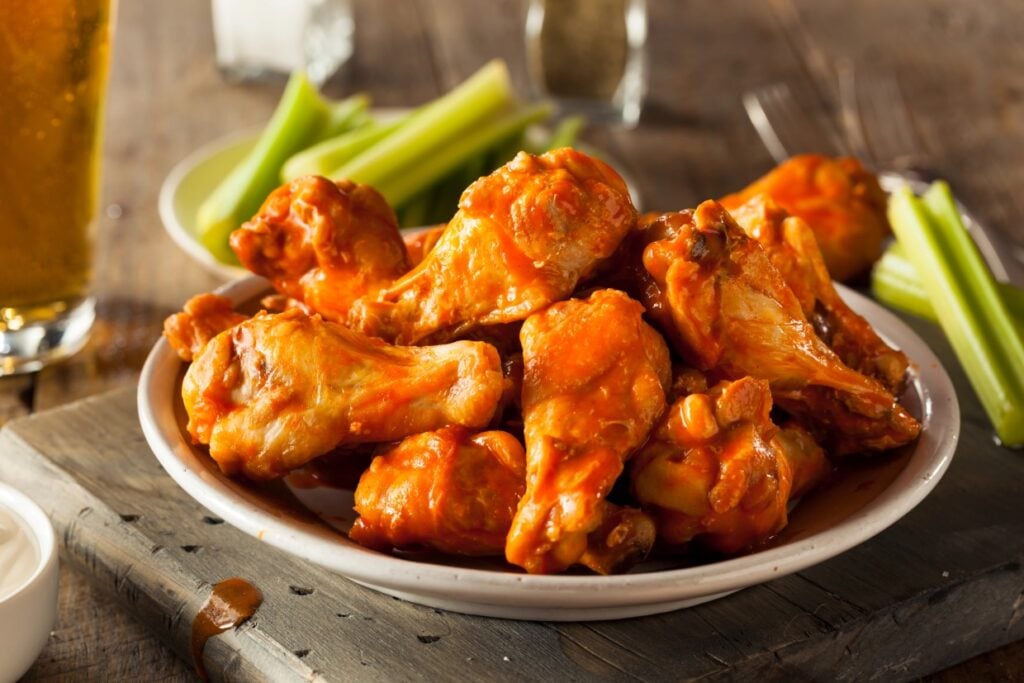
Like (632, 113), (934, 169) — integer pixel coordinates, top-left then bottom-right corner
(182, 309), (504, 480)
(230, 176), (409, 322)
(350, 427), (526, 556)
(506, 289), (670, 574)
(640, 201), (920, 455)
(728, 195), (909, 393)
(402, 224), (446, 266)
(772, 421), (829, 499)
(719, 155), (890, 281)
(578, 504), (658, 576)
(350, 148), (637, 344)
(163, 293), (246, 361)
(632, 377), (791, 553)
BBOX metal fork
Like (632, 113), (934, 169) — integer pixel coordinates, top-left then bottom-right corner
(742, 82), (848, 163)
(743, 76), (1024, 286)
(837, 62), (1024, 286)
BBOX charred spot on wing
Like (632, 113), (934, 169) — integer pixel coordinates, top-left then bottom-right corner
(689, 233), (711, 262)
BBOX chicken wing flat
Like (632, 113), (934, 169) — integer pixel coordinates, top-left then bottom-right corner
(230, 176), (409, 322)
(728, 195), (909, 393)
(640, 200), (920, 455)
(506, 289), (670, 574)
(720, 155), (890, 281)
(632, 376), (794, 553)
(183, 309), (504, 480)
(163, 293), (247, 362)
(350, 427), (525, 556)
(349, 149), (637, 345)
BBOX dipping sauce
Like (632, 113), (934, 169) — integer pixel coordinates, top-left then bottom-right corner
(0, 505), (40, 601)
(191, 577), (263, 680)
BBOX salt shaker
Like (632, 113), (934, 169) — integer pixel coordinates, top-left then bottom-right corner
(211, 0), (354, 85)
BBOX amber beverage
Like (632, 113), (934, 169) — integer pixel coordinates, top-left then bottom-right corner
(0, 0), (113, 374)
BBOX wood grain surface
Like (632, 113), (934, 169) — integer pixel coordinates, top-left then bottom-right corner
(0, 379), (1021, 681)
(0, 0), (1022, 679)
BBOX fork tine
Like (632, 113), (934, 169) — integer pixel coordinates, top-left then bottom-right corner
(743, 83), (846, 163)
(849, 69), (925, 169)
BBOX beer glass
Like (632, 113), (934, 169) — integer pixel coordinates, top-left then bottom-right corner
(0, 0), (113, 375)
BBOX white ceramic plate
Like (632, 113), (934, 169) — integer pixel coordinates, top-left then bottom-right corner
(158, 114), (643, 281)
(137, 276), (959, 621)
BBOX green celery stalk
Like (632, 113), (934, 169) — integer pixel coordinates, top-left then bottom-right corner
(280, 116), (407, 182)
(315, 94), (372, 140)
(399, 189), (432, 229)
(543, 115), (585, 150)
(196, 73), (367, 264)
(871, 247), (941, 321)
(332, 59), (514, 191)
(888, 182), (1024, 446)
(374, 101), (552, 207)
(872, 243), (1024, 328)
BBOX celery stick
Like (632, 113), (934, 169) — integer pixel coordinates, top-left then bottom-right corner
(872, 244), (1024, 325)
(374, 102), (552, 207)
(332, 60), (514, 190)
(399, 189), (432, 229)
(196, 72), (362, 264)
(888, 183), (1024, 446)
(315, 93), (372, 139)
(871, 249), (940, 321)
(543, 115), (585, 151)
(281, 116), (406, 182)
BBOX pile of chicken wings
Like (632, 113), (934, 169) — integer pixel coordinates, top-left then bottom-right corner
(165, 149), (921, 575)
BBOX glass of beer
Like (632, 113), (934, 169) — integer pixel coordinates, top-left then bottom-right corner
(0, 0), (114, 375)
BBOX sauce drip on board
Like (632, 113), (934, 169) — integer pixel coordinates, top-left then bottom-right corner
(190, 577), (263, 680)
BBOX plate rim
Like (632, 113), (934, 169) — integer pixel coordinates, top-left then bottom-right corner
(138, 277), (959, 616)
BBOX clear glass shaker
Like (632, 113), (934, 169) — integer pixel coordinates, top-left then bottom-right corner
(211, 0), (354, 86)
(525, 0), (648, 127)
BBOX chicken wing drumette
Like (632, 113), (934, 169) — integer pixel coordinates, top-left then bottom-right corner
(728, 195), (909, 393)
(506, 289), (670, 574)
(632, 376), (794, 553)
(350, 148), (637, 344)
(163, 293), (247, 361)
(183, 309), (504, 480)
(351, 427), (526, 556)
(640, 201), (920, 455)
(230, 176), (409, 322)
(719, 154), (890, 281)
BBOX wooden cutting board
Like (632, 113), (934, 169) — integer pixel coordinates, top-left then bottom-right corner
(0, 314), (1022, 681)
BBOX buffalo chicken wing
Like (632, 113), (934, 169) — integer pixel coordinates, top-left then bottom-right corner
(183, 309), (504, 480)
(506, 289), (670, 574)
(349, 149), (637, 344)
(632, 376), (795, 553)
(720, 154), (890, 281)
(728, 195), (909, 393)
(640, 201), (920, 455)
(163, 293), (247, 361)
(351, 427), (526, 556)
(230, 176), (409, 322)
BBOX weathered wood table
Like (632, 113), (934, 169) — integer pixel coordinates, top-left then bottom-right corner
(2, 0), (1022, 679)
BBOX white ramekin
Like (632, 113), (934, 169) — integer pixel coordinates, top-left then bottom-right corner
(0, 482), (58, 683)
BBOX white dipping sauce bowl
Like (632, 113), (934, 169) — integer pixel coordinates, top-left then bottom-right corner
(0, 482), (58, 683)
